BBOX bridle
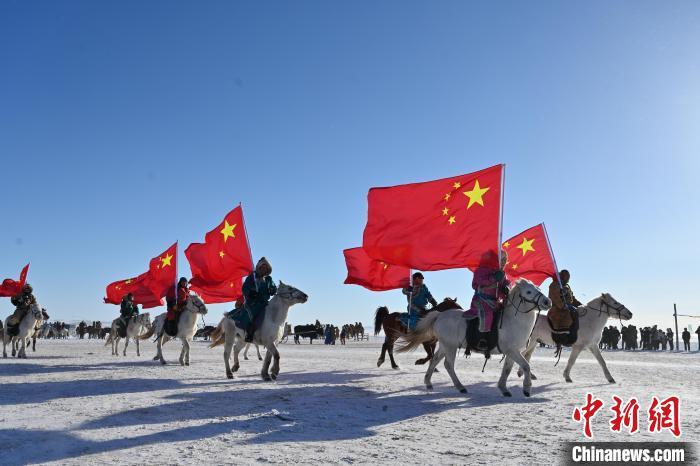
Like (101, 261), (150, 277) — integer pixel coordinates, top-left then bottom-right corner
(506, 287), (549, 315)
(585, 295), (628, 324)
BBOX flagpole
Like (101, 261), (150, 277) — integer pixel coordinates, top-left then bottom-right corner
(240, 202), (257, 292)
(542, 223), (562, 287)
(497, 164), (506, 265)
(175, 241), (179, 307)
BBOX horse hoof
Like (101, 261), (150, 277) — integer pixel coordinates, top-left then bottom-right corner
(270, 374), (277, 380)
(160, 359), (167, 365)
(226, 372), (233, 379)
(608, 378), (616, 384)
(523, 390), (531, 397)
(377, 360), (384, 368)
(392, 365), (400, 370)
(502, 391), (512, 397)
(244, 357), (248, 361)
(426, 384), (433, 391)
(531, 373), (537, 381)
(565, 377), (572, 383)
(517, 370), (523, 378)
(459, 388), (468, 394)
(258, 357), (263, 361)
(152, 356), (159, 361)
(262, 376), (272, 382)
(185, 362), (190, 366)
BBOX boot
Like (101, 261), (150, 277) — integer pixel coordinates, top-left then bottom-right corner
(245, 323), (256, 343)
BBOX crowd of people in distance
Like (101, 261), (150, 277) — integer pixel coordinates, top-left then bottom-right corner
(598, 324), (699, 352)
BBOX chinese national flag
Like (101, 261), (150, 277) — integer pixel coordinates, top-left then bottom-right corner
(185, 205), (253, 304)
(362, 164), (504, 271)
(502, 224), (557, 285)
(0, 263), (30, 297)
(343, 248), (410, 292)
(103, 243), (177, 308)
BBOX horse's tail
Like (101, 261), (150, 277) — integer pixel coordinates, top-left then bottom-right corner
(138, 325), (155, 340)
(396, 311), (440, 354)
(104, 332), (113, 346)
(209, 318), (226, 348)
(374, 306), (389, 336)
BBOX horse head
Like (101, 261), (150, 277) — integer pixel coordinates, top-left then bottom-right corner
(137, 312), (151, 326)
(595, 293), (632, 320)
(187, 295), (208, 315)
(510, 279), (552, 311)
(434, 297), (462, 312)
(276, 281), (309, 305)
(29, 303), (44, 321)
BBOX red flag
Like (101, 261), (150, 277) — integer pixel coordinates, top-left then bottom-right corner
(0, 263), (30, 298)
(185, 205), (254, 303)
(343, 248), (410, 291)
(502, 224), (557, 286)
(103, 243), (177, 308)
(362, 164), (504, 271)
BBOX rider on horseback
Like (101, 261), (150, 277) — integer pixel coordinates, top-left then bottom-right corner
(119, 293), (139, 332)
(165, 277), (190, 335)
(547, 269), (581, 334)
(7, 284), (37, 331)
(243, 257), (277, 343)
(402, 272), (438, 330)
(467, 250), (510, 350)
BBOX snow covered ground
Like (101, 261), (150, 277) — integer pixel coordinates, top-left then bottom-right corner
(1, 337), (698, 465)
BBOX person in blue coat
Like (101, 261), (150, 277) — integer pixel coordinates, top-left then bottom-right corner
(402, 272), (438, 330)
(243, 257), (277, 342)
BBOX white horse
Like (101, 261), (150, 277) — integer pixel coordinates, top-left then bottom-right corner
(3, 303), (45, 359)
(517, 293), (632, 383)
(141, 295), (208, 366)
(398, 279), (552, 397)
(210, 281), (308, 381)
(105, 313), (151, 356)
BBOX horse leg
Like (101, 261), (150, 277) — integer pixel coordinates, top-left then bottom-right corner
(377, 339), (388, 367)
(588, 344), (616, 383)
(256, 344), (262, 361)
(261, 347), (273, 381)
(243, 343), (249, 360)
(416, 341), (435, 365)
(136, 337), (140, 357)
(503, 350), (533, 397)
(179, 338), (190, 366)
(562, 345), (583, 383)
(425, 346), (445, 390)
(270, 344), (281, 380)
(185, 338), (191, 366)
(442, 345), (467, 393)
(517, 340), (538, 380)
(232, 338), (243, 373)
(388, 338), (399, 369)
(2, 336), (7, 358)
(19, 336), (27, 358)
(32, 336), (36, 352)
(123, 337), (129, 356)
(224, 332), (235, 379)
(157, 334), (167, 365)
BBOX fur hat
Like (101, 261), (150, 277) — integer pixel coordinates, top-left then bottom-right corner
(256, 257), (272, 276)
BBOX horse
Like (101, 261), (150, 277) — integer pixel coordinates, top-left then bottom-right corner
(293, 321), (323, 344)
(398, 279), (552, 397)
(3, 303), (45, 359)
(209, 281), (308, 381)
(141, 295), (208, 366)
(374, 298), (460, 370)
(105, 313), (151, 356)
(517, 293), (632, 384)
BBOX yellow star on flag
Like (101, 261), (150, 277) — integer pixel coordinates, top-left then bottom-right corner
(219, 251), (225, 258)
(442, 207), (449, 216)
(229, 282), (235, 288)
(444, 193), (451, 201)
(463, 179), (490, 209)
(512, 264), (518, 270)
(125, 279), (133, 284)
(503, 241), (510, 248)
(161, 253), (173, 267)
(448, 215), (456, 225)
(220, 220), (237, 242)
(452, 182), (461, 189)
(516, 237), (535, 257)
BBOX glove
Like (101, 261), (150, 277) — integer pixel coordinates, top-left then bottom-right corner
(493, 270), (505, 282)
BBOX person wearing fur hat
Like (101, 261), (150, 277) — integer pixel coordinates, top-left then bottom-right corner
(164, 277), (190, 335)
(7, 284), (37, 329)
(402, 272), (437, 330)
(465, 250), (510, 350)
(242, 257), (277, 342)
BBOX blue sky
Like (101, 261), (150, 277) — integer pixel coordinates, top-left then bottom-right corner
(1, 1), (698, 331)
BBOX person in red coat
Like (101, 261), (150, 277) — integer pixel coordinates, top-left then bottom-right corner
(465, 250), (510, 349)
(165, 277), (190, 335)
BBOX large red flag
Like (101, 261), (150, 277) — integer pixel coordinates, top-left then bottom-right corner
(502, 224), (557, 286)
(185, 205), (254, 303)
(0, 263), (30, 297)
(103, 243), (177, 308)
(363, 164), (504, 271)
(343, 248), (410, 291)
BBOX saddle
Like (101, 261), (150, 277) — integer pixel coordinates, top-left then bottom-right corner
(548, 309), (579, 347)
(226, 307), (253, 330)
(463, 309), (501, 355)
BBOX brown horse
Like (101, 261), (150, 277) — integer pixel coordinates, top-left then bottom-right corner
(374, 298), (461, 369)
